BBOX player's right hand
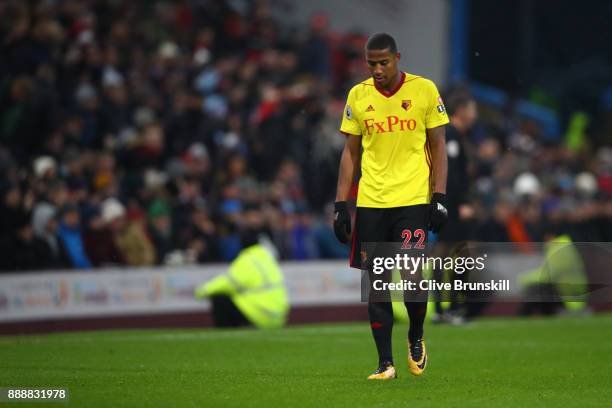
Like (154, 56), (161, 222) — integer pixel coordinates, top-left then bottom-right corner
(333, 201), (351, 244)
(428, 193), (448, 233)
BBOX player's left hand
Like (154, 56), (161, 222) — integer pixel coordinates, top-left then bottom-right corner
(428, 193), (448, 233)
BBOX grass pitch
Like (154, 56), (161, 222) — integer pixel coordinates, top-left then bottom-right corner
(1, 315), (612, 407)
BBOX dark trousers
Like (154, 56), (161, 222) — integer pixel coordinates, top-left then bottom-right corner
(210, 295), (250, 327)
(518, 284), (564, 316)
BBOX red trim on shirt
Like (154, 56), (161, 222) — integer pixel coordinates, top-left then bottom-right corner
(374, 71), (406, 98)
(425, 137), (433, 198)
(349, 216), (357, 267)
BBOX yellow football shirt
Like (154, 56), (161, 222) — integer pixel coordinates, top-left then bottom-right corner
(340, 72), (449, 208)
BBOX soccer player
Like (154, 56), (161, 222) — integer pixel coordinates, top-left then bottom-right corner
(333, 33), (449, 380)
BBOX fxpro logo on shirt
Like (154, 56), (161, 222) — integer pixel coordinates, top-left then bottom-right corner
(364, 116), (417, 135)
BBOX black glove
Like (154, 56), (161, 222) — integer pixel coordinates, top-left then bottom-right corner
(428, 193), (448, 233)
(333, 201), (351, 244)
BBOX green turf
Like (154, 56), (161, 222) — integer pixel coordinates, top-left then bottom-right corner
(1, 315), (612, 408)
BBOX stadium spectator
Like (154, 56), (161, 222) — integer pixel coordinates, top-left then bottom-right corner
(8, 210), (52, 271)
(147, 198), (175, 265)
(31, 202), (71, 269)
(57, 203), (92, 269)
(0, 184), (24, 268)
(185, 203), (219, 263)
(100, 198), (156, 266)
(82, 206), (124, 267)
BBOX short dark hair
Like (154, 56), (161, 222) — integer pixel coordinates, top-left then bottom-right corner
(444, 88), (474, 116)
(365, 33), (397, 54)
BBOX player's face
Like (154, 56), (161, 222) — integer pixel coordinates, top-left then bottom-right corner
(366, 48), (400, 88)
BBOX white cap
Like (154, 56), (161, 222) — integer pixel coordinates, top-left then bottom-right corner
(75, 82), (97, 103)
(33, 156), (57, 178)
(514, 172), (541, 196)
(159, 41), (179, 59)
(144, 169), (168, 189)
(575, 172), (598, 197)
(101, 198), (126, 223)
(187, 142), (209, 160)
(102, 66), (124, 87)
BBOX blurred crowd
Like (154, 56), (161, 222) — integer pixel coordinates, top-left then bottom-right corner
(0, 0), (363, 271)
(1, 0), (611, 272)
(452, 99), (612, 244)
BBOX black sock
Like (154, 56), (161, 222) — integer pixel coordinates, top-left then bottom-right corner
(405, 301), (427, 343)
(368, 301), (394, 365)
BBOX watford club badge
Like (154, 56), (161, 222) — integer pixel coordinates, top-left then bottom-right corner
(401, 100), (412, 111)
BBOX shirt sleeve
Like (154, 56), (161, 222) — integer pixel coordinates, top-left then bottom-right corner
(339, 87), (362, 136)
(425, 80), (450, 129)
(200, 274), (236, 296)
(200, 251), (254, 296)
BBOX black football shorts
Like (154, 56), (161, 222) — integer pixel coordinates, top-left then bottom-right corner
(350, 204), (429, 269)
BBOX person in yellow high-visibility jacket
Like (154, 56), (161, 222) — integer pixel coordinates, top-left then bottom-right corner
(518, 234), (588, 316)
(195, 238), (289, 328)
